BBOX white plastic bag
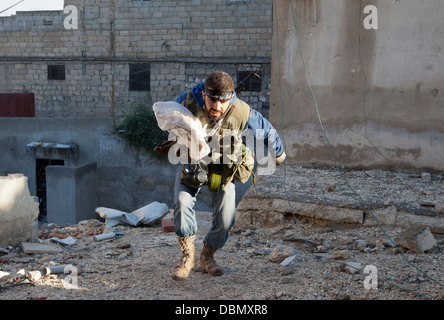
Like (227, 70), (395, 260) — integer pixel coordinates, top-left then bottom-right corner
(153, 101), (210, 161)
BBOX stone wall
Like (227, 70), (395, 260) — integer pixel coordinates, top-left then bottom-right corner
(0, 0), (273, 118)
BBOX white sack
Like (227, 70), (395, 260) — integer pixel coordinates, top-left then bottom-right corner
(95, 202), (170, 228)
(153, 101), (210, 161)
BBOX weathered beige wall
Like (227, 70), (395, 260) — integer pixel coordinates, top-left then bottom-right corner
(0, 174), (39, 246)
(270, 0), (444, 171)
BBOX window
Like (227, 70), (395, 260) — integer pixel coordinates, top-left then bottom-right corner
(47, 65), (65, 80)
(129, 64), (150, 91)
(237, 71), (261, 92)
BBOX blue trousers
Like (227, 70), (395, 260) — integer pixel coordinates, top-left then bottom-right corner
(173, 165), (236, 249)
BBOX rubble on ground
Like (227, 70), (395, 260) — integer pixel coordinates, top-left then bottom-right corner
(0, 166), (443, 300)
(237, 165), (444, 229)
(0, 211), (443, 300)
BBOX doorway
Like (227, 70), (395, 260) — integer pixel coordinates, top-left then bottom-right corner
(36, 158), (64, 222)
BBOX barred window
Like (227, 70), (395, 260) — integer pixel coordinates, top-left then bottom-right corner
(237, 71), (261, 92)
(48, 65), (65, 80)
(129, 64), (150, 91)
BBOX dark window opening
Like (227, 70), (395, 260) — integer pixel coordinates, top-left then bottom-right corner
(237, 71), (261, 92)
(129, 64), (150, 91)
(36, 158), (64, 222)
(48, 65), (65, 80)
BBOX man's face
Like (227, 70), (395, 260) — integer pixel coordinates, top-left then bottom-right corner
(202, 90), (233, 121)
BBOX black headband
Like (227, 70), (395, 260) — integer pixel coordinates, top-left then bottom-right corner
(205, 88), (233, 101)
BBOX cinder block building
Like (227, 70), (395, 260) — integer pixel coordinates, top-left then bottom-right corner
(0, 0), (272, 118)
(0, 0), (273, 223)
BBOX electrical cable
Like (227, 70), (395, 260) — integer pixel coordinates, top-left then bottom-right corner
(273, 0), (312, 247)
(357, 0), (392, 164)
(273, 0), (443, 299)
(0, 0), (25, 15)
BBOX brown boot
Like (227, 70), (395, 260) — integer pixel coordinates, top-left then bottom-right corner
(171, 235), (196, 280)
(200, 242), (223, 276)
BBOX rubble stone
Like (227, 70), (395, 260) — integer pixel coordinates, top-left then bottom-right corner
(355, 239), (367, 251)
(269, 245), (296, 263)
(27, 270), (42, 282)
(394, 226), (437, 253)
(435, 202), (444, 215)
(344, 262), (362, 274)
(0, 174), (39, 247)
(333, 249), (350, 260)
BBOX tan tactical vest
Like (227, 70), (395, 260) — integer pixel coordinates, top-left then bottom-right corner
(181, 92), (254, 187)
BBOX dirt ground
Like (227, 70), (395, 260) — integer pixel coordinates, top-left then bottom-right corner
(0, 209), (443, 302)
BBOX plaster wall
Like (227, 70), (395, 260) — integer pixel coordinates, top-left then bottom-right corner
(270, 0), (444, 171)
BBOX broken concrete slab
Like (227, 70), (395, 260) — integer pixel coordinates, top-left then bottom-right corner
(95, 201), (169, 228)
(0, 174), (39, 247)
(394, 226), (437, 253)
(235, 207), (287, 228)
(236, 165), (444, 230)
(0, 247), (10, 255)
(21, 242), (63, 255)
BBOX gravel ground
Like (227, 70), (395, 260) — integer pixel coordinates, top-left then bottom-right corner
(0, 211), (443, 301)
(0, 166), (443, 304)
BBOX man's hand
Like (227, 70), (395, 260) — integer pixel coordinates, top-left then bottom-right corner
(275, 151), (286, 166)
(154, 140), (176, 157)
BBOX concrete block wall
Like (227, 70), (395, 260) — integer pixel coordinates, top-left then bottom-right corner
(0, 0), (273, 118)
(46, 162), (97, 225)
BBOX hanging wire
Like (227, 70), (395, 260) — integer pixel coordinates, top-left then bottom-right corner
(0, 0), (25, 15)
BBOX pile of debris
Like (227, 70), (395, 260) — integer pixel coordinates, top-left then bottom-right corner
(0, 201), (172, 295)
(0, 218), (101, 291)
(39, 219), (105, 241)
(0, 166), (443, 300)
(0, 212), (443, 300)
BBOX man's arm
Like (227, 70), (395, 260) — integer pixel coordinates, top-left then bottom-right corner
(244, 109), (286, 165)
(174, 92), (188, 105)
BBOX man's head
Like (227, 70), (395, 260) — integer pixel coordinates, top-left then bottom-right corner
(202, 71), (234, 121)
